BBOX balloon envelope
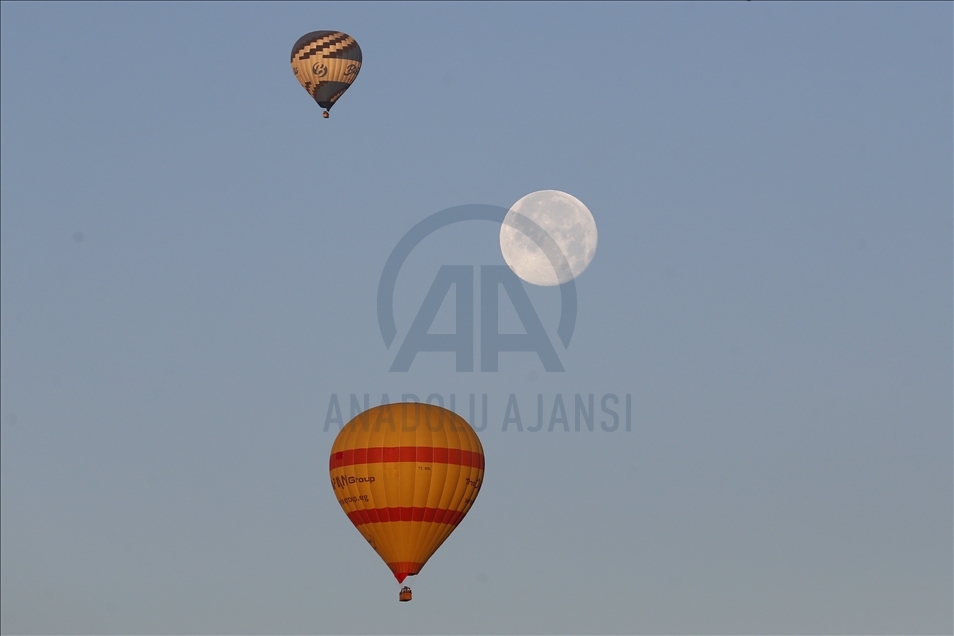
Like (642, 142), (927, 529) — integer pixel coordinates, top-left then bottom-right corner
(329, 403), (485, 583)
(290, 31), (362, 111)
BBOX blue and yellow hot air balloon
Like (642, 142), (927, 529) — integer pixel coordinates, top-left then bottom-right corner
(291, 31), (362, 118)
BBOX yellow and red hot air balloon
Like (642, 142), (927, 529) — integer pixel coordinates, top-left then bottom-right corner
(329, 403), (485, 602)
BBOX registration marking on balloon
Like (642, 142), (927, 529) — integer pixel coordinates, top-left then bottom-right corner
(329, 403), (484, 585)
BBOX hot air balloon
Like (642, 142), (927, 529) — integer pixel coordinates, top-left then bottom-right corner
(290, 31), (362, 118)
(329, 403), (485, 602)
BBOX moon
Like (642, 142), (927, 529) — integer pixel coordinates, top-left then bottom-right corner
(499, 190), (598, 286)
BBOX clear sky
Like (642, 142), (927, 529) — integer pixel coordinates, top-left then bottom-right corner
(1, 3), (951, 634)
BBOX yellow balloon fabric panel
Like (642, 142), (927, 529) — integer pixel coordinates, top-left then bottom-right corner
(290, 31), (362, 110)
(329, 404), (485, 583)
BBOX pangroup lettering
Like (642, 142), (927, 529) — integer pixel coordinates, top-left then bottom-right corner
(331, 474), (376, 490)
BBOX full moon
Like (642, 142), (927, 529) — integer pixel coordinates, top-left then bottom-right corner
(499, 190), (598, 286)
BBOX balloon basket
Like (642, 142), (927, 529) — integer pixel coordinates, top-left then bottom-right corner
(399, 586), (412, 602)
(322, 111), (330, 119)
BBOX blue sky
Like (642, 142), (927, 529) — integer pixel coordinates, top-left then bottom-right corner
(1, 3), (951, 634)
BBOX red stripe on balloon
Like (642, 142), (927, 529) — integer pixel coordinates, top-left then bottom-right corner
(347, 507), (467, 527)
(329, 446), (484, 470)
